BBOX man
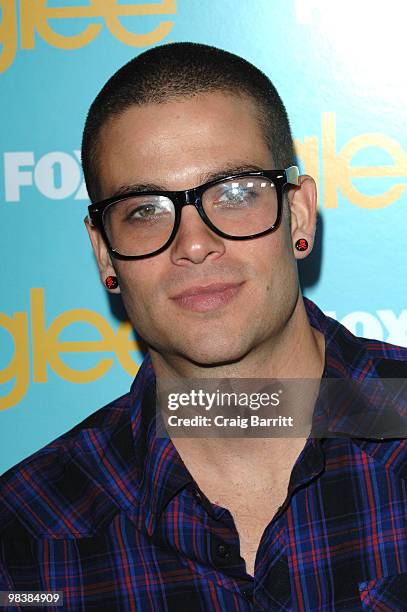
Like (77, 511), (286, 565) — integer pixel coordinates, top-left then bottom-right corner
(1, 43), (407, 611)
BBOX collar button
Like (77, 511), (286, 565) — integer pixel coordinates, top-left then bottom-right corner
(216, 543), (230, 558)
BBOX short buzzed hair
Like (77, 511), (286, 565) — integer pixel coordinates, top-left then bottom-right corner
(82, 42), (296, 202)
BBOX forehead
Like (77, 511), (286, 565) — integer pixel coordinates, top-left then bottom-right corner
(97, 91), (274, 196)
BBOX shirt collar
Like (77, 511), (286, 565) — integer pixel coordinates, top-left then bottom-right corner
(303, 296), (379, 380)
(128, 356), (193, 535)
(304, 297), (407, 452)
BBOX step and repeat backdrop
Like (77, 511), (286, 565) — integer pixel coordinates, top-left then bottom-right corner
(1, 0), (406, 473)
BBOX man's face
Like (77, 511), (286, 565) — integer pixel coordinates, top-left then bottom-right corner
(92, 92), (304, 368)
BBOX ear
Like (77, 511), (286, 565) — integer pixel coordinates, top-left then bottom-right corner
(84, 217), (120, 293)
(287, 175), (318, 260)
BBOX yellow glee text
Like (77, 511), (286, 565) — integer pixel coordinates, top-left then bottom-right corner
(0, 289), (140, 411)
(0, 0), (176, 72)
(296, 113), (407, 209)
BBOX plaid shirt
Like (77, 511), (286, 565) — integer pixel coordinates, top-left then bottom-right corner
(1, 298), (407, 611)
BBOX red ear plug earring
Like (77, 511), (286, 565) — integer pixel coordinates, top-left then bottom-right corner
(105, 276), (118, 289)
(295, 238), (308, 251)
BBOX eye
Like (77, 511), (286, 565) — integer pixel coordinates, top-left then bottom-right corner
(129, 203), (161, 219)
(214, 184), (258, 207)
(121, 196), (174, 223)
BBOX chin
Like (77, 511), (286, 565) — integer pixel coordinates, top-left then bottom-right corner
(175, 339), (251, 369)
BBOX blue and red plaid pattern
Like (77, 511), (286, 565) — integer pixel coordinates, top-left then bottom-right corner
(2, 298), (407, 611)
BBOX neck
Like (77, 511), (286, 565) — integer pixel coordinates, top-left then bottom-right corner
(150, 294), (325, 381)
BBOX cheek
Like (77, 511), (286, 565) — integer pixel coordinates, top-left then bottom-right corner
(246, 229), (292, 274)
(247, 234), (297, 301)
(115, 263), (161, 314)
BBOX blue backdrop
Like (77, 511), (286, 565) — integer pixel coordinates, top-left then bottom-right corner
(1, 0), (406, 474)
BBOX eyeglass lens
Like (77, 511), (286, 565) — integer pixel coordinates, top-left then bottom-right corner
(103, 176), (278, 257)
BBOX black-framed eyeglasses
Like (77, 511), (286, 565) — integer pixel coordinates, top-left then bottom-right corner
(87, 166), (300, 260)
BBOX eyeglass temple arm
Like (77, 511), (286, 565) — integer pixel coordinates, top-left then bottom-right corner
(285, 166), (300, 186)
(84, 215), (97, 228)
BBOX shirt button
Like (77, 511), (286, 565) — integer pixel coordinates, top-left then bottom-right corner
(216, 543), (230, 558)
(193, 488), (201, 499)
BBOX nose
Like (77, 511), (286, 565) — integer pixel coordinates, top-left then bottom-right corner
(170, 204), (226, 265)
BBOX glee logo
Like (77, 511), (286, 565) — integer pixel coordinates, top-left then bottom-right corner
(0, 288), (140, 411)
(0, 0), (176, 73)
(296, 113), (407, 210)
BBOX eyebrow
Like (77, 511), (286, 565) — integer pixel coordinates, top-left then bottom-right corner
(110, 162), (268, 198)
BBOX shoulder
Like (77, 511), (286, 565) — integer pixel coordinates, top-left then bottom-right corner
(357, 335), (407, 375)
(0, 391), (133, 541)
(334, 320), (407, 377)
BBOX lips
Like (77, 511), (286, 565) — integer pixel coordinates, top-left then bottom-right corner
(170, 282), (244, 312)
